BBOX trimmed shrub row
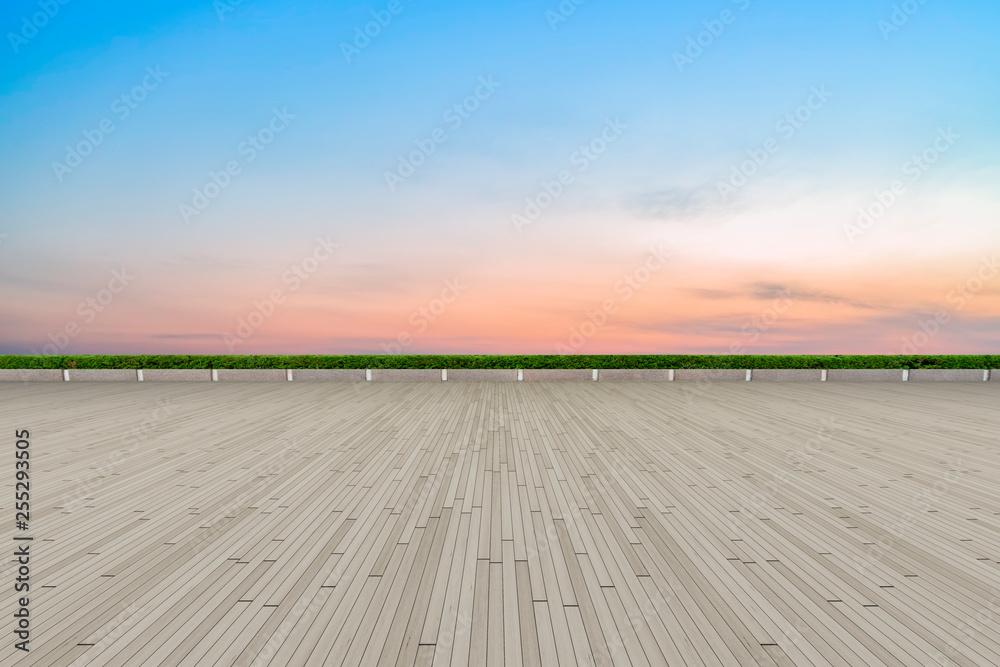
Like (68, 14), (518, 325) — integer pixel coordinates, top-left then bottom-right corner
(0, 354), (997, 370)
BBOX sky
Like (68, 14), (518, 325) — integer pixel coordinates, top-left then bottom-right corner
(1, 0), (998, 355)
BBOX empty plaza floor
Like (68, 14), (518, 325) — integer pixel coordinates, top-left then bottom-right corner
(2, 380), (999, 666)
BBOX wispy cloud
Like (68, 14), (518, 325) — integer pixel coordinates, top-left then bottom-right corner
(747, 282), (878, 310)
(622, 184), (727, 222)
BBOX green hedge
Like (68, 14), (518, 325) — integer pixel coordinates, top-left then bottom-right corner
(0, 355), (997, 370)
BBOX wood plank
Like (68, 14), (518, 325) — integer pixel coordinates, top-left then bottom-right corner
(3, 382), (1000, 666)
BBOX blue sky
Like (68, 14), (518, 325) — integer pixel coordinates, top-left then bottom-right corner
(1, 0), (998, 354)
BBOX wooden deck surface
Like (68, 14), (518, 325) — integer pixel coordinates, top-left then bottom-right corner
(2, 381), (999, 666)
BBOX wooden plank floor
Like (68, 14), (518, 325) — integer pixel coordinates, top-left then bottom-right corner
(2, 381), (1000, 666)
